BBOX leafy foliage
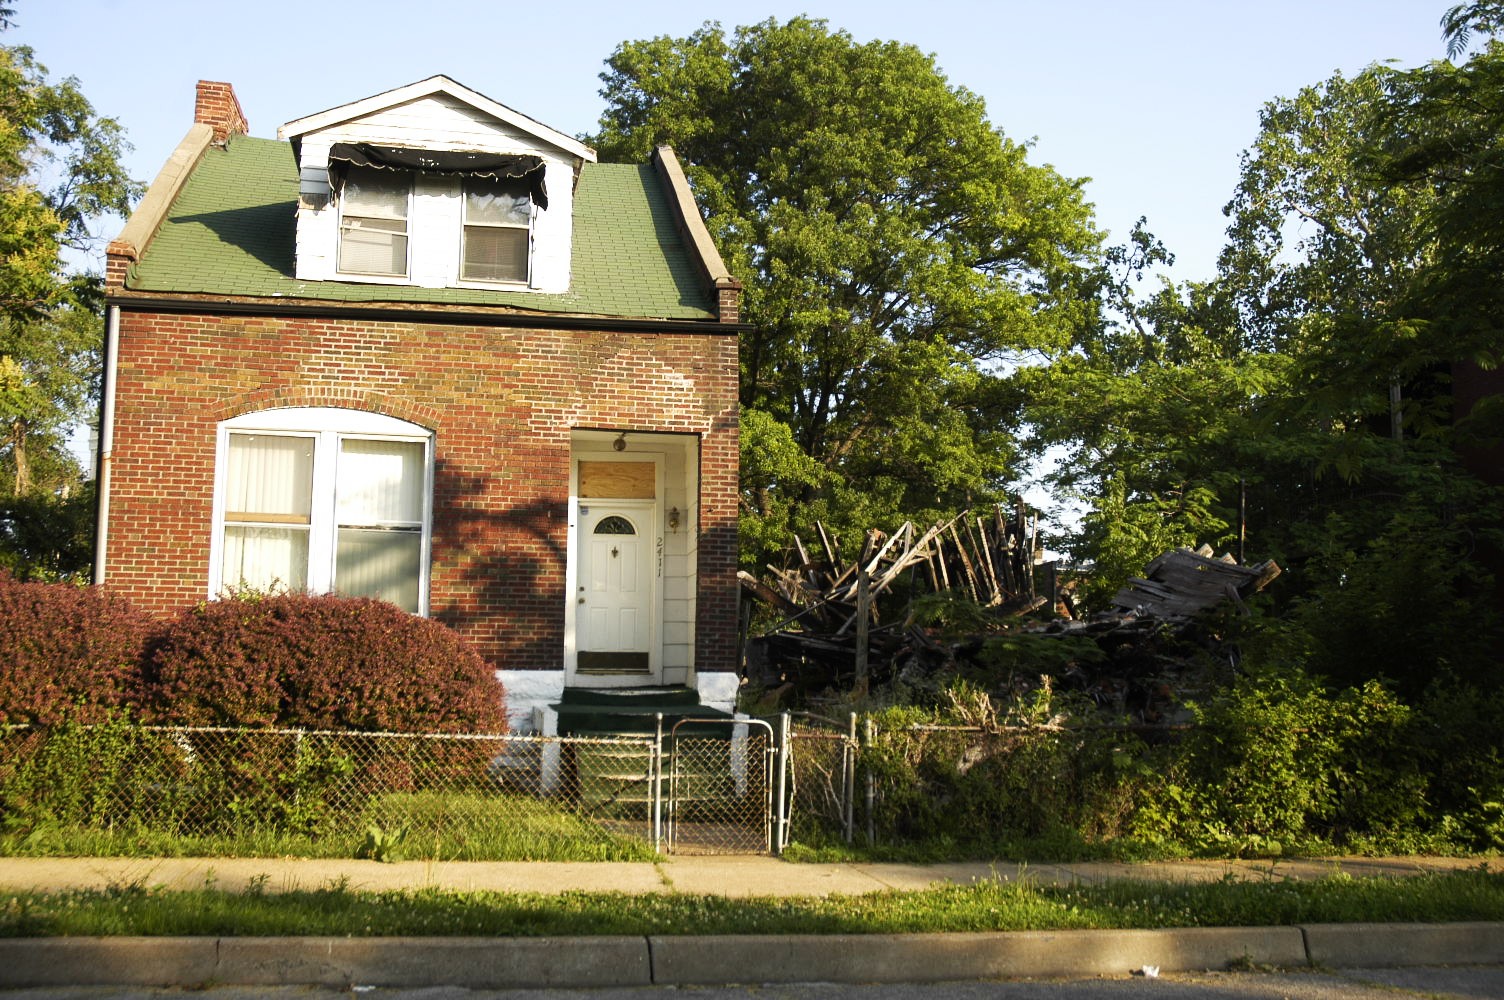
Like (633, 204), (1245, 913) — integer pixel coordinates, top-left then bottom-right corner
(0, 572), (149, 725)
(593, 17), (1101, 565)
(859, 709), (1153, 858)
(142, 593), (508, 734)
(0, 721), (360, 846)
(0, 477), (93, 581)
(1165, 676), (1422, 854)
(1024, 36), (1504, 689)
(0, 11), (139, 575)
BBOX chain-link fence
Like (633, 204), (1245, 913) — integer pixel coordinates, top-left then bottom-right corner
(0, 717), (792, 859)
(812, 718), (1181, 852)
(788, 715), (859, 845)
(665, 718), (779, 855)
(0, 715), (1147, 859)
(0, 720), (669, 860)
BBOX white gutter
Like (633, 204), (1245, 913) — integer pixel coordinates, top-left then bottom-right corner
(94, 304), (120, 584)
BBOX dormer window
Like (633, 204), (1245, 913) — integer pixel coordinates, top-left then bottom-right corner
(286, 86), (591, 293)
(338, 167), (410, 276)
(463, 176), (532, 283)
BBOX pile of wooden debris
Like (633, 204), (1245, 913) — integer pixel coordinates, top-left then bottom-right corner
(739, 501), (1044, 633)
(740, 511), (1281, 717)
(1108, 545), (1281, 620)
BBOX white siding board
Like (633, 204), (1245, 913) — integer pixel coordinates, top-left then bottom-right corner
(290, 94), (578, 292)
(310, 96), (552, 161)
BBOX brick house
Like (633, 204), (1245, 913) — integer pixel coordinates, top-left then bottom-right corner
(99, 78), (743, 729)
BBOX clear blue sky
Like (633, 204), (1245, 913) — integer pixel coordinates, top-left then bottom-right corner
(17, 1), (1457, 521)
(14, 0), (1455, 523)
(17, 0), (1448, 282)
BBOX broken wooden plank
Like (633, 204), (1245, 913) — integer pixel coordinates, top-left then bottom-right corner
(817, 521), (841, 569)
(947, 520), (982, 604)
(738, 570), (806, 619)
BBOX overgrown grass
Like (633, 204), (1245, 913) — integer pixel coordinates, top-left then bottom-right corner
(0, 867), (1499, 938)
(0, 790), (657, 863)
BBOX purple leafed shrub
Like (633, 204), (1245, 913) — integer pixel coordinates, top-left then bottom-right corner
(0, 575), (152, 725)
(143, 593), (508, 733)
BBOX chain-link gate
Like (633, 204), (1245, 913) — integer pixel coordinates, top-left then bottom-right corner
(663, 716), (782, 855)
(788, 714), (860, 845)
(0, 717), (813, 859)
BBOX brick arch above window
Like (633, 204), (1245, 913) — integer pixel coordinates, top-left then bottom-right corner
(209, 406), (434, 614)
(210, 387), (440, 429)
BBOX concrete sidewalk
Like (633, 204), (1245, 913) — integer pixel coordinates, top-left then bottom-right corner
(0, 852), (1491, 897)
(0, 854), (1497, 989)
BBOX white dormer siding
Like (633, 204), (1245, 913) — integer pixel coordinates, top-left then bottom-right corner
(287, 91), (582, 294)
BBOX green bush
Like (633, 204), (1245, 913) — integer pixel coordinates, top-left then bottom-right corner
(142, 593), (507, 734)
(1411, 678), (1504, 852)
(0, 575), (151, 725)
(1140, 674), (1425, 855)
(858, 693), (1164, 859)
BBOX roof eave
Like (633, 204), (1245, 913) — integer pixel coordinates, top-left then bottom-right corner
(277, 75), (596, 163)
(104, 289), (748, 334)
(105, 123), (215, 288)
(652, 146), (742, 325)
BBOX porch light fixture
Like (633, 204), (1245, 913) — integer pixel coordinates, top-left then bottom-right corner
(668, 506), (681, 532)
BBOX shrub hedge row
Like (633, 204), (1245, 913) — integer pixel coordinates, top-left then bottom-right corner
(0, 576), (507, 733)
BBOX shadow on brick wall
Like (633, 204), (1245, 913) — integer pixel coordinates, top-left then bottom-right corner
(428, 460), (568, 672)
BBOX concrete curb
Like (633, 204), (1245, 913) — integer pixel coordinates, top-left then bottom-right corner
(0, 936), (653, 989)
(649, 927), (1306, 983)
(0, 924), (1497, 988)
(1304, 922), (1504, 968)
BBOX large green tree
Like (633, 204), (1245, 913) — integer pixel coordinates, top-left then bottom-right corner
(1026, 12), (1504, 689)
(0, 8), (138, 578)
(592, 17), (1102, 566)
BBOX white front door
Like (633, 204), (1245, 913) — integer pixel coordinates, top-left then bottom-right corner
(575, 500), (655, 676)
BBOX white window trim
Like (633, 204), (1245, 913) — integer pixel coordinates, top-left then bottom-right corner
(336, 168), (412, 279)
(209, 407), (434, 615)
(458, 176), (534, 287)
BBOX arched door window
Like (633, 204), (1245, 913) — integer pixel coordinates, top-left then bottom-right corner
(594, 515), (636, 535)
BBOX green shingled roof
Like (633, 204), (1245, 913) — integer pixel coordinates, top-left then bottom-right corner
(127, 136), (718, 320)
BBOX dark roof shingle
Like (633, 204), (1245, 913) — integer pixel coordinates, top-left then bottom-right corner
(127, 136), (717, 321)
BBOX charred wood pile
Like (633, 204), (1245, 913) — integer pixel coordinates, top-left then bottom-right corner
(739, 501), (1043, 635)
(741, 516), (1282, 719)
(1110, 544), (1281, 620)
(740, 503), (1045, 694)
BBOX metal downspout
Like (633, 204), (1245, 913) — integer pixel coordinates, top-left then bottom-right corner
(93, 304), (120, 584)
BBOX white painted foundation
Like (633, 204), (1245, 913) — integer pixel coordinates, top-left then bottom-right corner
(697, 671), (741, 715)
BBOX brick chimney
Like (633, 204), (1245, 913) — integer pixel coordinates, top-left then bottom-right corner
(194, 80), (248, 142)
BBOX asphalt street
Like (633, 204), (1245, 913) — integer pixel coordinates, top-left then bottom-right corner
(3, 967), (1504, 999)
(0, 855), (1498, 991)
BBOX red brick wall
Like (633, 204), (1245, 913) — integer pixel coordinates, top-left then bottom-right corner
(103, 309), (740, 673)
(194, 81), (248, 143)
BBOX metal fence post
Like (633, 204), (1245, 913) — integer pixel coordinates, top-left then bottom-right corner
(775, 711), (791, 854)
(652, 713), (664, 854)
(844, 711), (857, 844)
(864, 715), (876, 847)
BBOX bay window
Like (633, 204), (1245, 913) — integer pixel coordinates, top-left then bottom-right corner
(213, 409), (432, 613)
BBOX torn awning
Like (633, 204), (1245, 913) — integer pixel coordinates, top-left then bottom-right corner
(326, 143), (548, 209)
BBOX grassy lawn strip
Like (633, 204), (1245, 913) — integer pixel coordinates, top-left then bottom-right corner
(0, 793), (660, 864)
(1, 868), (1500, 937)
